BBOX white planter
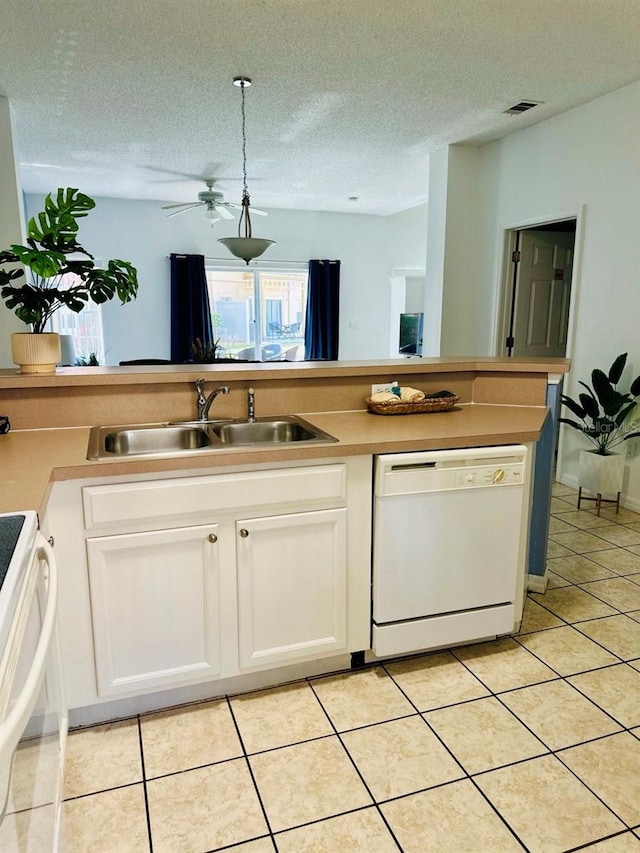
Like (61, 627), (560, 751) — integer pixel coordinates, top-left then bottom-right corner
(578, 449), (625, 497)
(58, 334), (76, 366)
(10, 332), (61, 374)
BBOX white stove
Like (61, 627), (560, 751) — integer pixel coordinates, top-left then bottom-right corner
(0, 511), (67, 851)
(0, 512), (39, 656)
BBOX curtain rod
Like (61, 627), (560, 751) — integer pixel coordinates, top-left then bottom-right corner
(168, 255), (339, 266)
(168, 254), (308, 266)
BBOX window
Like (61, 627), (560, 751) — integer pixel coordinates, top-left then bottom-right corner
(47, 272), (106, 365)
(205, 267), (308, 361)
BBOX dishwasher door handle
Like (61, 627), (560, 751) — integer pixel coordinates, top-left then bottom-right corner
(389, 462), (436, 471)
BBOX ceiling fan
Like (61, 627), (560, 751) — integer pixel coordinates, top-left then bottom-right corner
(161, 178), (267, 224)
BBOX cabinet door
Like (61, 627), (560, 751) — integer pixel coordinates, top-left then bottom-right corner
(87, 525), (220, 697)
(236, 509), (347, 669)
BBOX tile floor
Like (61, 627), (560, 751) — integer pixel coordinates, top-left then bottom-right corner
(62, 484), (640, 852)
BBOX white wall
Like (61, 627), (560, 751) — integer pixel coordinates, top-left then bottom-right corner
(436, 80), (640, 502)
(0, 97), (28, 367)
(21, 196), (428, 365)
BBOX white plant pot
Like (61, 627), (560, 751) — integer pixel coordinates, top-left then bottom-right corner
(578, 449), (625, 497)
(10, 332), (61, 374)
(58, 334), (76, 366)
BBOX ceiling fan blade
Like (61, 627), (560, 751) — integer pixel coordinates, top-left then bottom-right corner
(161, 202), (194, 209)
(166, 202), (205, 218)
(216, 206), (235, 220)
(146, 164), (226, 181)
(225, 202), (268, 216)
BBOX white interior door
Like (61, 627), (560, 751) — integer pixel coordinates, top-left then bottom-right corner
(512, 230), (574, 358)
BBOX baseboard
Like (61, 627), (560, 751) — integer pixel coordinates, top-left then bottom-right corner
(527, 573), (548, 594)
(557, 474), (640, 513)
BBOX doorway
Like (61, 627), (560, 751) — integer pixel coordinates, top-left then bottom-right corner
(500, 220), (577, 358)
(389, 269), (426, 357)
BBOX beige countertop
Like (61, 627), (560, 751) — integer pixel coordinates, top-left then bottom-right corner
(0, 355), (570, 389)
(0, 403), (548, 515)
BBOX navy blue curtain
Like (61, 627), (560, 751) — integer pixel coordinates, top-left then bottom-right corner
(304, 259), (340, 360)
(170, 254), (214, 362)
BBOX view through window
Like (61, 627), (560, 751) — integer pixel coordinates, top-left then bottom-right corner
(205, 267), (308, 361)
(47, 273), (106, 365)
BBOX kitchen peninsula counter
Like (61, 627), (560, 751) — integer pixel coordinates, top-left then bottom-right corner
(0, 356), (569, 514)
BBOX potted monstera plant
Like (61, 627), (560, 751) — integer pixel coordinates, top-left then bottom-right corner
(559, 353), (640, 508)
(0, 188), (138, 373)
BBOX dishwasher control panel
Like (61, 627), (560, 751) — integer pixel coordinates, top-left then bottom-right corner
(456, 463), (523, 488)
(375, 445), (527, 496)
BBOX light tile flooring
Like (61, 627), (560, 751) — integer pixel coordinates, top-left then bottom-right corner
(62, 484), (640, 852)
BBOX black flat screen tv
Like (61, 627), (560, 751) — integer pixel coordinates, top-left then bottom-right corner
(398, 312), (424, 356)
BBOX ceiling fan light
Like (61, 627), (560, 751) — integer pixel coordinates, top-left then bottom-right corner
(218, 237), (275, 264)
(205, 206), (221, 225)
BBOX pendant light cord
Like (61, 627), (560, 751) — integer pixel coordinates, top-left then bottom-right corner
(241, 81), (248, 199)
(239, 80), (252, 239)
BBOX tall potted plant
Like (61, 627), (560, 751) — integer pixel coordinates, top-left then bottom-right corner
(0, 188), (138, 373)
(559, 353), (640, 510)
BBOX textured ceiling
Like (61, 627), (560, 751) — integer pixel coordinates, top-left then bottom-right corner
(1, 0), (639, 215)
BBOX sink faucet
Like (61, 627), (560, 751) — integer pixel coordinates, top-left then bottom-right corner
(195, 379), (230, 422)
(247, 387), (256, 422)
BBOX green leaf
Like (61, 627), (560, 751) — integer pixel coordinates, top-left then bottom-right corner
(630, 375), (640, 397)
(614, 401), (637, 427)
(579, 393), (599, 420)
(85, 260), (138, 304)
(0, 267), (24, 286)
(558, 417), (587, 431)
(9, 245), (66, 278)
(602, 390), (631, 418)
(591, 369), (614, 409)
(3, 285), (56, 332)
(27, 188), (95, 250)
(59, 292), (89, 313)
(608, 353), (627, 385)
(63, 259), (95, 277)
(561, 395), (587, 421)
(578, 380), (596, 399)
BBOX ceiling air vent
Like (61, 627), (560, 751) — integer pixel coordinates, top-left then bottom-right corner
(504, 101), (541, 115)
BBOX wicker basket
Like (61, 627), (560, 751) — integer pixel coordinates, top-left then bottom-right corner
(365, 394), (460, 415)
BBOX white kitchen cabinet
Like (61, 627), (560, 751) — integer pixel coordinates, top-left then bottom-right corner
(87, 524), (221, 696)
(45, 456), (372, 715)
(236, 509), (347, 669)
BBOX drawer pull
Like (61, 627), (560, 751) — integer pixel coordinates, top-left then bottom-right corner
(208, 533), (218, 544)
(239, 528), (249, 539)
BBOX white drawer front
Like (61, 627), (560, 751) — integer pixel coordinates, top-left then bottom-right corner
(82, 464), (347, 529)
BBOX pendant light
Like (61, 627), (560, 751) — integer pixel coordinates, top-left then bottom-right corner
(219, 77), (274, 264)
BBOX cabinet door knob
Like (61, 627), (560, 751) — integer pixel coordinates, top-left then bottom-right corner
(239, 528), (249, 538)
(208, 533), (218, 543)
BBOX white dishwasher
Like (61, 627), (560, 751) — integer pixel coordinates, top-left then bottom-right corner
(372, 445), (529, 657)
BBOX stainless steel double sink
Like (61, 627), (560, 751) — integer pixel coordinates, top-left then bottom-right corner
(87, 416), (338, 460)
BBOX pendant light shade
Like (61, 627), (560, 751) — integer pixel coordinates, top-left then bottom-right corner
(218, 236), (275, 262)
(219, 77), (274, 264)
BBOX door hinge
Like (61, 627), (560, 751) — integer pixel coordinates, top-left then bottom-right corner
(511, 250), (521, 263)
(505, 336), (515, 350)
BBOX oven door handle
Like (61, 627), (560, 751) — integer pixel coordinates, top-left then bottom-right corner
(0, 537), (58, 809)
